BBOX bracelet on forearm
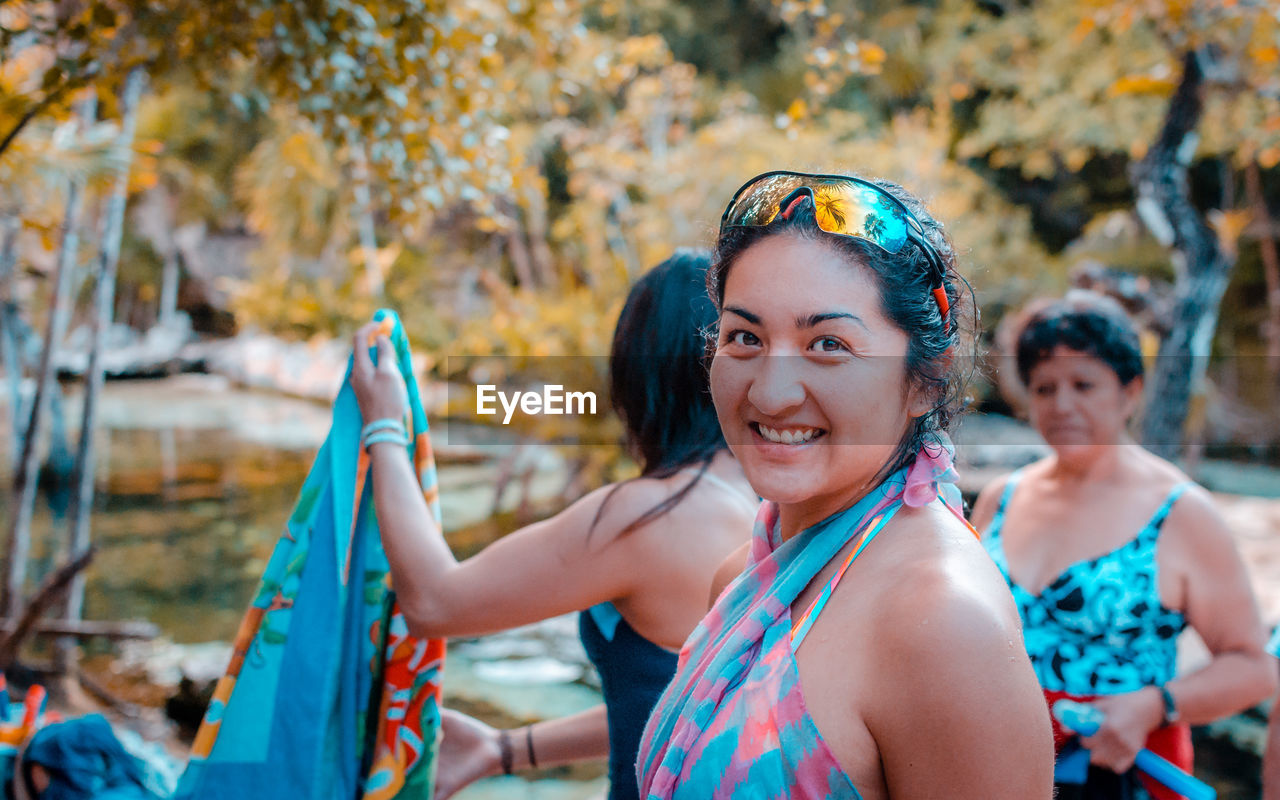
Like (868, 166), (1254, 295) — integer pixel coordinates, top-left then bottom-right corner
(525, 724), (538, 769)
(363, 430), (410, 450)
(498, 729), (514, 775)
(1158, 684), (1180, 726)
(360, 418), (406, 440)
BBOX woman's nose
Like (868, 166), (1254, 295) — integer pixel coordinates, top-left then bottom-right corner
(746, 356), (807, 417)
(1051, 387), (1076, 414)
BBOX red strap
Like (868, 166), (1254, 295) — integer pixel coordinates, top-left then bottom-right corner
(1043, 689), (1193, 800)
(779, 194), (807, 220)
(931, 285), (950, 327)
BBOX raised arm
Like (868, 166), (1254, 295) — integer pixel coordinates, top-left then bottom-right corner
(351, 325), (659, 638)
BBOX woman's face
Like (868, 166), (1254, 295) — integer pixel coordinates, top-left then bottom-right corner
(1025, 346), (1141, 458)
(710, 234), (925, 528)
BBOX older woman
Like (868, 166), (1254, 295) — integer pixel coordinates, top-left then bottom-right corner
(971, 292), (1277, 800)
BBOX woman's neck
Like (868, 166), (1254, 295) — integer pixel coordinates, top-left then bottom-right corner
(1046, 437), (1137, 485)
(776, 474), (881, 541)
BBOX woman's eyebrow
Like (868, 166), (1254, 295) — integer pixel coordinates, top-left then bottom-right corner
(723, 306), (761, 325)
(797, 311), (868, 331)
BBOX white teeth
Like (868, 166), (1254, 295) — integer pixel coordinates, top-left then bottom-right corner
(757, 424), (819, 444)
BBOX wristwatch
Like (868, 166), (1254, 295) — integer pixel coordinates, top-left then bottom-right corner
(1158, 684), (1180, 726)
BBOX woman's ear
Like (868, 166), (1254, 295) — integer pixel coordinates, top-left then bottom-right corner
(906, 382), (937, 419)
(1121, 375), (1144, 421)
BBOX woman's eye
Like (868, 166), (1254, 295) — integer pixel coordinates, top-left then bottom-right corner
(1032, 384), (1054, 396)
(1074, 382), (1093, 392)
(811, 336), (848, 354)
(727, 330), (759, 347)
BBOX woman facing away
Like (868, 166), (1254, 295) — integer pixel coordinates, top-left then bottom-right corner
(970, 292), (1277, 800)
(349, 250), (758, 800)
(636, 171), (1054, 800)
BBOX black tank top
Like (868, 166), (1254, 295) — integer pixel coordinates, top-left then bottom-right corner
(578, 603), (679, 800)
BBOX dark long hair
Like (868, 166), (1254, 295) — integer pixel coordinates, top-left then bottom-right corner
(593, 249), (728, 535)
(708, 175), (975, 477)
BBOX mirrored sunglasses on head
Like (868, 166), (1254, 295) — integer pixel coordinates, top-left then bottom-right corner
(720, 171), (951, 328)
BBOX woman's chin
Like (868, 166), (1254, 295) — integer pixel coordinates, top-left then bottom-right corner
(1047, 440), (1107, 461)
(740, 464), (819, 506)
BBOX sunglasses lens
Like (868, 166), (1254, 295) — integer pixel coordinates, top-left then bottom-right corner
(723, 174), (912, 255)
(722, 174), (805, 227)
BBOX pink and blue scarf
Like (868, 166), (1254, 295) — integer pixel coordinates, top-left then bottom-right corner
(636, 438), (970, 798)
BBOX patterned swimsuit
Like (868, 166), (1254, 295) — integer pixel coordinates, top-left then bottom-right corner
(983, 470), (1193, 800)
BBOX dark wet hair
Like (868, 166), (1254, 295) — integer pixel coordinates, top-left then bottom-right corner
(708, 175), (973, 477)
(594, 249), (728, 535)
(1014, 291), (1144, 387)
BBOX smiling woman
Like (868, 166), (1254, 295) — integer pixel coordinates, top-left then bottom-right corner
(636, 171), (1055, 800)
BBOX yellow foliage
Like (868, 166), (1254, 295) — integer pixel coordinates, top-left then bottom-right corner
(1207, 209), (1251, 259)
(1106, 75), (1177, 97)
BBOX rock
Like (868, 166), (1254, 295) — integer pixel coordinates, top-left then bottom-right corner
(473, 658), (585, 686)
(183, 330), (444, 407)
(114, 639), (232, 689)
(57, 315), (198, 378)
(445, 615), (603, 723)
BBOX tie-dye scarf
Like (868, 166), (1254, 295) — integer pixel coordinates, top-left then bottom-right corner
(636, 437), (969, 798)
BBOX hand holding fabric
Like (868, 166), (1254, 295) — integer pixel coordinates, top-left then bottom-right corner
(351, 321), (410, 425)
(1074, 688), (1164, 773)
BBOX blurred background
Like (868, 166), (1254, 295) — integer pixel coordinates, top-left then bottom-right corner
(1, 0), (1279, 797)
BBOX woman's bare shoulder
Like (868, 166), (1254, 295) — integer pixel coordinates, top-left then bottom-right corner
(970, 471), (1014, 532)
(708, 540), (752, 608)
(871, 505), (1023, 646)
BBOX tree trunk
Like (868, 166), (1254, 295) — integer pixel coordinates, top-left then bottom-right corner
(1131, 50), (1234, 461)
(1245, 161), (1280, 380)
(350, 139), (384, 297)
(159, 251), (180, 327)
(0, 547), (93, 670)
(524, 188), (556, 290)
(0, 216), (21, 469)
(57, 68), (146, 670)
(4, 96), (95, 618)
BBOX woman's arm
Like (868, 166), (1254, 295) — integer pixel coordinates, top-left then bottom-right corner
(1266, 691), (1280, 800)
(435, 706), (610, 800)
(1165, 489), (1277, 722)
(1077, 488), (1277, 773)
(867, 568), (1054, 798)
(352, 327), (662, 638)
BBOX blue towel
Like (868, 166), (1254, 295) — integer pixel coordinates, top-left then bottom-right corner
(175, 310), (445, 800)
(22, 714), (157, 800)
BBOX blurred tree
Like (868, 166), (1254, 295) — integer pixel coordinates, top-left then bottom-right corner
(767, 0), (1279, 457)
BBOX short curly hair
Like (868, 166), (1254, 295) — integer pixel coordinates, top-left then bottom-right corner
(1014, 291), (1144, 387)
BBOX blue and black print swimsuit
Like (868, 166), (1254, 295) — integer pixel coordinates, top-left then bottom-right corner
(982, 471), (1191, 694)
